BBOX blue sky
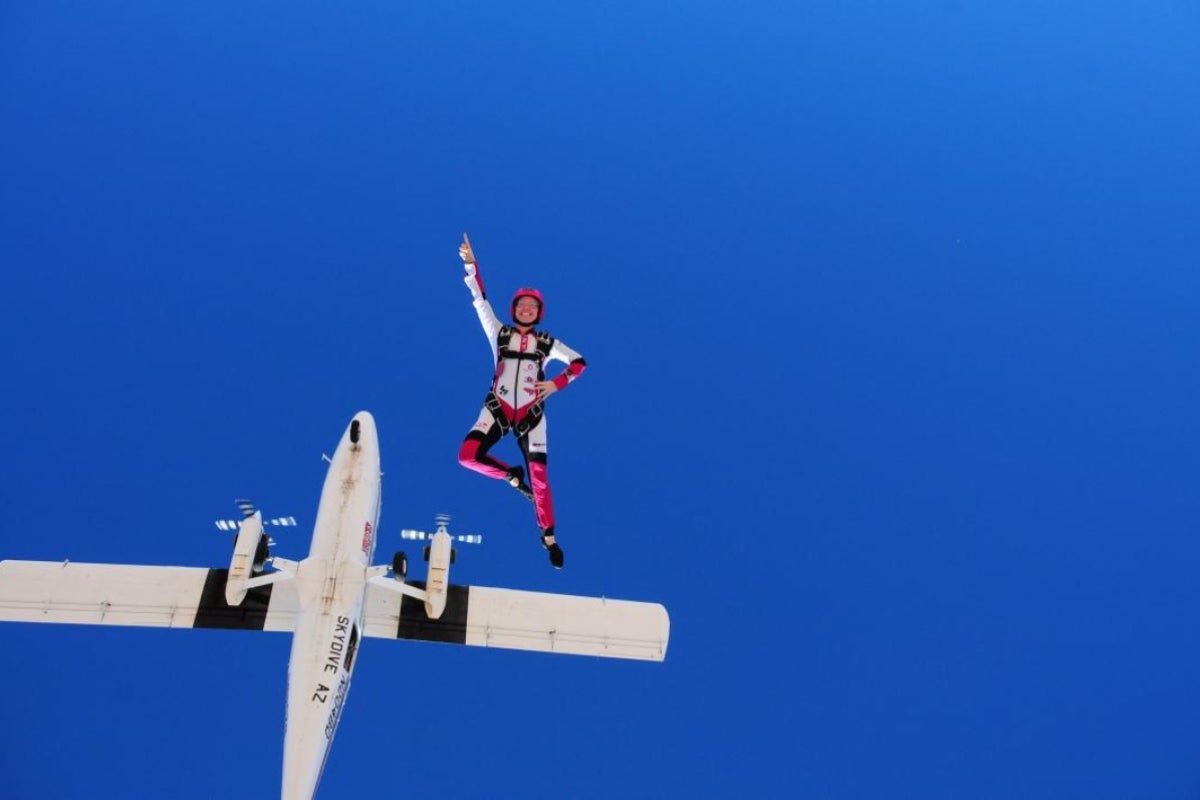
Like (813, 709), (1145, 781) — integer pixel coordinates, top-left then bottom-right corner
(2, 2), (1199, 797)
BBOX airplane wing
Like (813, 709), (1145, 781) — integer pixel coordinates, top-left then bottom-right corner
(360, 580), (669, 662)
(0, 560), (300, 631)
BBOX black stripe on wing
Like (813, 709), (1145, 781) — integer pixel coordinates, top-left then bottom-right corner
(396, 582), (469, 644)
(194, 569), (274, 630)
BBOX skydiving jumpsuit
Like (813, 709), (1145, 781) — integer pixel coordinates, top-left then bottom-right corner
(457, 266), (586, 535)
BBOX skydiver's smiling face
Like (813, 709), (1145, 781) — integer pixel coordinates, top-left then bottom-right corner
(514, 299), (540, 325)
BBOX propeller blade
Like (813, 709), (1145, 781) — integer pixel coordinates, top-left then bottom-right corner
(400, 529), (481, 544)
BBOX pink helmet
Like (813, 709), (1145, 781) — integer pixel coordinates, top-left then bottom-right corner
(511, 288), (545, 324)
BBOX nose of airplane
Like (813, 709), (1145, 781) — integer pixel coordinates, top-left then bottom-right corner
(348, 411), (377, 447)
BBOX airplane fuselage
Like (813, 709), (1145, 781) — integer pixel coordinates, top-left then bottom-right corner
(280, 412), (380, 800)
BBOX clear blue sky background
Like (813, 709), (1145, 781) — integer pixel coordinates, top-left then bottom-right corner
(2, 2), (1199, 798)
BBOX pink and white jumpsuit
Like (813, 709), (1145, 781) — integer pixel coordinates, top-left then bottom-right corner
(457, 267), (586, 533)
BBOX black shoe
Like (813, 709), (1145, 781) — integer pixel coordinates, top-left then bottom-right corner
(506, 466), (534, 501)
(541, 528), (563, 569)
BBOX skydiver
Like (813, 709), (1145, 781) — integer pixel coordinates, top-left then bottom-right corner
(456, 233), (587, 569)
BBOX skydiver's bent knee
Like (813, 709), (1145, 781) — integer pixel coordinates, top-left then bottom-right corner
(457, 437), (480, 468)
(458, 430), (509, 480)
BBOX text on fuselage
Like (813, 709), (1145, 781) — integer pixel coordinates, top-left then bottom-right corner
(324, 674), (349, 740)
(311, 615), (351, 702)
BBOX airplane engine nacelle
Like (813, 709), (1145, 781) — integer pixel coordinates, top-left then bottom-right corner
(226, 513), (265, 606)
(423, 529), (452, 620)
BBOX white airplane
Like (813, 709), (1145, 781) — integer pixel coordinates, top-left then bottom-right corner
(0, 411), (669, 800)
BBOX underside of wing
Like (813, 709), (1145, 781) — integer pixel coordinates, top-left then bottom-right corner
(0, 560), (299, 632)
(361, 581), (669, 661)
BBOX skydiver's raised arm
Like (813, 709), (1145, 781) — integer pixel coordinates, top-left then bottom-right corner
(459, 233), (501, 359)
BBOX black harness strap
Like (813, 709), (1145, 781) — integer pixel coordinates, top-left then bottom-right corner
(483, 392), (508, 432)
(496, 326), (554, 373)
(483, 392), (545, 439)
(486, 326), (554, 438)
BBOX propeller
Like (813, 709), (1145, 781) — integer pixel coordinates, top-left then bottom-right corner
(400, 513), (482, 545)
(214, 499), (298, 534)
